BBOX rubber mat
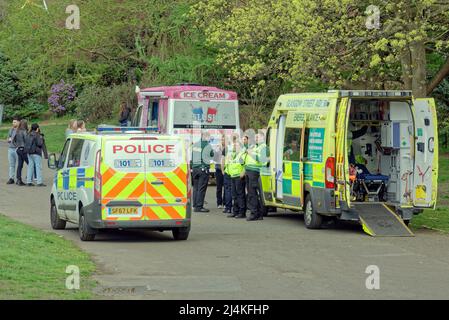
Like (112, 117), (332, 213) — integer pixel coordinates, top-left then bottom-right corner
(352, 203), (414, 237)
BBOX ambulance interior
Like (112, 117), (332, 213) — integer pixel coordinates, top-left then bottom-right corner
(347, 99), (414, 205)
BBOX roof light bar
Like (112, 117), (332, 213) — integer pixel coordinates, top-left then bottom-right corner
(328, 90), (412, 98)
(96, 126), (159, 133)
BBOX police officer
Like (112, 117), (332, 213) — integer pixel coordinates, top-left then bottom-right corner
(226, 137), (247, 218)
(244, 132), (268, 221)
(191, 131), (214, 212)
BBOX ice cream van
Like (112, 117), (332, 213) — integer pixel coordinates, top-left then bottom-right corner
(132, 84), (241, 174)
(47, 129), (191, 241)
(260, 90), (438, 236)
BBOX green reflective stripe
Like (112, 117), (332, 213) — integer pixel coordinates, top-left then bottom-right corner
(282, 179), (292, 194)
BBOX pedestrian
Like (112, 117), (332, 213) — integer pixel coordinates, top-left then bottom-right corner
(6, 117), (20, 185)
(118, 102), (131, 127)
(214, 135), (225, 209)
(244, 132), (268, 221)
(222, 135), (235, 214)
(77, 120), (86, 132)
(13, 119), (29, 186)
(66, 119), (78, 138)
(226, 137), (247, 218)
(25, 123), (46, 187)
(191, 131), (214, 212)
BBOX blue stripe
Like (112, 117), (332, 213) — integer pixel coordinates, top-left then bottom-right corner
(63, 170), (70, 190)
(77, 168), (85, 188)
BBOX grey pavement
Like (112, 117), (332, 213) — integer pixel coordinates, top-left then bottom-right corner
(1, 141), (449, 299)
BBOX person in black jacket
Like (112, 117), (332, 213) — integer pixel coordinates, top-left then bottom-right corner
(13, 119), (29, 186)
(25, 123), (46, 187)
(119, 102), (131, 127)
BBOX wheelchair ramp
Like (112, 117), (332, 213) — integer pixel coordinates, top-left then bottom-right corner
(352, 203), (414, 237)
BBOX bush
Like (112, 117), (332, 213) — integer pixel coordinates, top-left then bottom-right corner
(48, 80), (76, 116)
(74, 84), (136, 124)
(3, 100), (48, 121)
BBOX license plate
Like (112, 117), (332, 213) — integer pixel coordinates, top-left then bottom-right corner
(148, 159), (176, 168)
(108, 207), (140, 215)
(114, 159), (142, 168)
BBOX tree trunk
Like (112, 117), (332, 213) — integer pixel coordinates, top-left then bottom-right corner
(427, 56), (449, 95)
(409, 41), (427, 98)
(401, 48), (413, 90)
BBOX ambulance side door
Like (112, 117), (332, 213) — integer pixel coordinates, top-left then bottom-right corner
(65, 138), (85, 222)
(281, 114), (305, 207)
(412, 98), (438, 208)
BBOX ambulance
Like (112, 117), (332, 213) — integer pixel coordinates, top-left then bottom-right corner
(47, 129), (191, 241)
(261, 90), (438, 236)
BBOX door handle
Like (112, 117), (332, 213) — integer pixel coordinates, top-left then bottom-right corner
(151, 180), (164, 185)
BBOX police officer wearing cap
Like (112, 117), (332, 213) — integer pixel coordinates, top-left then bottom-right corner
(191, 131), (214, 212)
(244, 132), (268, 221)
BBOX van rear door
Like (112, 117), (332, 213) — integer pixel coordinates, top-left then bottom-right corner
(144, 137), (188, 220)
(101, 136), (147, 221)
(336, 97), (351, 208)
(412, 98), (438, 208)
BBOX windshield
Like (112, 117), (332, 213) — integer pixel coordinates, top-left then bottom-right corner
(173, 100), (238, 129)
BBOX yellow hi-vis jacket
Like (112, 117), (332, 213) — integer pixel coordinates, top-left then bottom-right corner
(244, 143), (268, 173)
(226, 149), (246, 178)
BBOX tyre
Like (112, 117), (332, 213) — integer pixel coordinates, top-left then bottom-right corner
(303, 194), (323, 229)
(50, 198), (66, 230)
(172, 227), (190, 240)
(79, 208), (96, 241)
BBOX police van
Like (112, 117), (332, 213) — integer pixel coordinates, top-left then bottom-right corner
(261, 90), (438, 236)
(48, 129), (191, 241)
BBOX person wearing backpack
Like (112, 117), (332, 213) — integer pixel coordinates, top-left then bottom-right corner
(25, 123), (46, 187)
(13, 119), (29, 186)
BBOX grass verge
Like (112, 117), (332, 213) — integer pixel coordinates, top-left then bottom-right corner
(0, 214), (96, 299)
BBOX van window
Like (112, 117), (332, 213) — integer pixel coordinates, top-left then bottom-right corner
(147, 98), (159, 127)
(283, 128), (301, 162)
(132, 106), (142, 126)
(80, 141), (95, 167)
(59, 139), (71, 169)
(67, 139), (85, 168)
(304, 128), (325, 163)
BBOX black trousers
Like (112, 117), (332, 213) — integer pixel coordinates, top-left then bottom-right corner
(223, 173), (232, 210)
(192, 167), (209, 209)
(245, 170), (263, 217)
(16, 148), (28, 182)
(231, 177), (246, 215)
(215, 167), (224, 206)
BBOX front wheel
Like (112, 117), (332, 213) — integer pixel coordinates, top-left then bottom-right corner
(50, 198), (66, 230)
(303, 194), (323, 229)
(79, 208), (96, 241)
(173, 227), (190, 240)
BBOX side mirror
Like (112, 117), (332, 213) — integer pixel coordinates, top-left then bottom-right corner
(48, 153), (58, 170)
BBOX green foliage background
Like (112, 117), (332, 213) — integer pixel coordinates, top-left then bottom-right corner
(0, 0), (448, 131)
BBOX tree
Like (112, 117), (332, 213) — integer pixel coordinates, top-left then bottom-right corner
(191, 0), (449, 97)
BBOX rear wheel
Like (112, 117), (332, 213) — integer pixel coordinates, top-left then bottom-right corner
(172, 227), (190, 240)
(79, 208), (96, 241)
(50, 198), (66, 230)
(303, 194), (323, 229)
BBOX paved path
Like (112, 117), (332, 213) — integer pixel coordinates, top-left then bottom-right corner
(1, 141), (449, 299)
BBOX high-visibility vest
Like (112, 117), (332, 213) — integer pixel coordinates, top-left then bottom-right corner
(244, 143), (267, 173)
(227, 150), (246, 178)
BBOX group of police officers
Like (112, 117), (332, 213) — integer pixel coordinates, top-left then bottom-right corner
(191, 131), (268, 221)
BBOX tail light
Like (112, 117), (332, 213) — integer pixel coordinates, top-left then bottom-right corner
(94, 150), (102, 201)
(325, 157), (335, 189)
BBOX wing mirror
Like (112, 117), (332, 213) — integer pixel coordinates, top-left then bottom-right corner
(48, 153), (59, 170)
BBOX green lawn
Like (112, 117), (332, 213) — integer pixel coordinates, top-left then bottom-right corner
(0, 214), (96, 299)
(411, 153), (449, 233)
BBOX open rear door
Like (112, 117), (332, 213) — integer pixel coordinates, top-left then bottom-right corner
(412, 98), (438, 208)
(275, 114), (287, 200)
(335, 97), (351, 208)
